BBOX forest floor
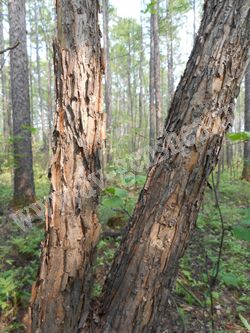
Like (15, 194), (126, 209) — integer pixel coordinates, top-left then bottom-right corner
(0, 163), (249, 333)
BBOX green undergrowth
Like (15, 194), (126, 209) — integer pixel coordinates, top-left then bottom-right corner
(0, 159), (49, 332)
(0, 165), (249, 332)
(176, 171), (250, 332)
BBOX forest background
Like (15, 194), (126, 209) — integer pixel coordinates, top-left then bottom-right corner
(0, 0), (249, 332)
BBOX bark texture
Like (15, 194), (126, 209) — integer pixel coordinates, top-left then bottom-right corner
(242, 63), (250, 181)
(9, 0), (35, 205)
(30, 1), (103, 332)
(94, 1), (250, 332)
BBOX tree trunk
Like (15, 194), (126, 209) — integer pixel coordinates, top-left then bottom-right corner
(0, 1), (10, 154)
(28, 7), (35, 129)
(242, 63), (250, 181)
(30, 1), (103, 332)
(193, 0), (196, 42)
(46, 44), (53, 149)
(149, 12), (156, 160)
(127, 31), (135, 152)
(103, 0), (112, 163)
(139, 13), (144, 130)
(34, 0), (47, 148)
(166, 0), (174, 106)
(154, 0), (162, 138)
(93, 1), (249, 332)
(9, 0), (35, 205)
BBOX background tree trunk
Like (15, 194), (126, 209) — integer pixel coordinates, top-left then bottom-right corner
(149, 12), (156, 160)
(166, 0), (174, 106)
(154, 0), (162, 138)
(30, 1), (103, 332)
(93, 1), (250, 332)
(9, 0), (35, 205)
(103, 0), (112, 163)
(34, 0), (47, 148)
(46, 44), (53, 148)
(242, 63), (250, 180)
(193, 0), (196, 42)
(0, 1), (10, 155)
(139, 13), (144, 130)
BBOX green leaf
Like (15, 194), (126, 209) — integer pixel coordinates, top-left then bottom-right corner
(135, 175), (147, 186)
(239, 313), (250, 331)
(226, 131), (250, 142)
(124, 175), (135, 185)
(114, 188), (128, 198)
(21, 124), (38, 134)
(233, 226), (250, 242)
(103, 187), (128, 198)
(102, 196), (123, 209)
(220, 272), (240, 288)
(142, 1), (157, 14)
(104, 187), (116, 195)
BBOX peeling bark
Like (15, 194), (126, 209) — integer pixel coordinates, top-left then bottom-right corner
(93, 1), (250, 332)
(30, 1), (103, 332)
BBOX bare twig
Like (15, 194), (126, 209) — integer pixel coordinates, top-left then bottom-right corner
(168, 292), (186, 333)
(205, 172), (227, 333)
(211, 172), (226, 286)
(0, 41), (20, 55)
(176, 279), (204, 308)
(111, 208), (132, 219)
(205, 254), (215, 333)
(101, 229), (125, 239)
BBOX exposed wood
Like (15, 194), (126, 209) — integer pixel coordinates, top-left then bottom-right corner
(92, 1), (250, 332)
(30, 1), (103, 332)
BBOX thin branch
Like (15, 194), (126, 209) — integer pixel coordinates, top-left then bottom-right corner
(205, 254), (215, 333)
(211, 172), (226, 286)
(205, 172), (227, 333)
(101, 229), (125, 239)
(168, 292), (186, 333)
(176, 279), (204, 308)
(111, 207), (132, 219)
(0, 41), (20, 55)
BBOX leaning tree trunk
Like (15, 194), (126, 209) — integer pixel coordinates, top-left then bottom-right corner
(30, 1), (104, 332)
(91, 1), (249, 332)
(9, 0), (35, 205)
(242, 63), (250, 181)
